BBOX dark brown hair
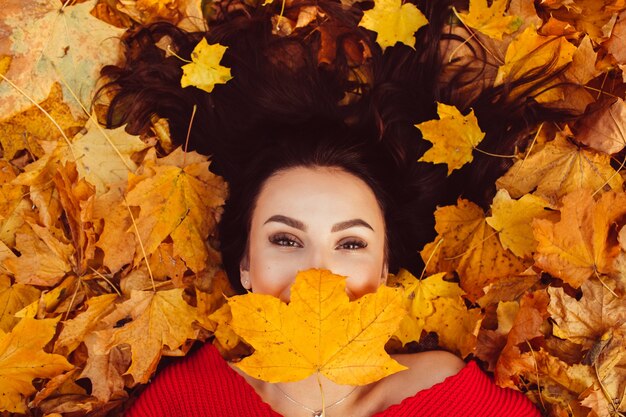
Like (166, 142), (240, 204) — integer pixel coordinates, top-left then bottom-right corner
(101, 0), (577, 291)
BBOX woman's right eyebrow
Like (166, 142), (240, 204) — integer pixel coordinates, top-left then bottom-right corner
(263, 215), (306, 231)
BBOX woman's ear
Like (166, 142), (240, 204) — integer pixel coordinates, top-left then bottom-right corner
(240, 256), (251, 290)
(380, 263), (389, 285)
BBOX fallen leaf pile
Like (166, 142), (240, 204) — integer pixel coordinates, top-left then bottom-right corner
(1, 0), (626, 416)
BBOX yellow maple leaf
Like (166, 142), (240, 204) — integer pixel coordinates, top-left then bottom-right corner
(228, 269), (407, 385)
(533, 190), (626, 288)
(424, 297), (482, 358)
(0, 275), (40, 333)
(0, 317), (73, 413)
(389, 270), (481, 357)
(496, 128), (623, 202)
(455, 0), (522, 40)
(486, 189), (556, 258)
(358, 0), (428, 51)
(126, 149), (227, 273)
(495, 26), (576, 102)
(415, 102), (485, 175)
(420, 198), (528, 301)
(180, 38), (233, 93)
(0, 83), (85, 160)
(104, 288), (199, 384)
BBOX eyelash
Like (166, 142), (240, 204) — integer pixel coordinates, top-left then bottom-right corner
(268, 234), (367, 250)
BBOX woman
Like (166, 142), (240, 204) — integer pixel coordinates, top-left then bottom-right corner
(121, 128), (541, 416)
(102, 0), (563, 414)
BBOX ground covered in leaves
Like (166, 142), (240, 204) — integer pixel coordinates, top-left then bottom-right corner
(1, 0), (626, 416)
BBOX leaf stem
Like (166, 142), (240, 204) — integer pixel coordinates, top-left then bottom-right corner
(473, 147), (517, 158)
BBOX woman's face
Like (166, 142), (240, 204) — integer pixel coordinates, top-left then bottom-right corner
(240, 166), (387, 301)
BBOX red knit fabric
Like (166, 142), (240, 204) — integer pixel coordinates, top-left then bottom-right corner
(124, 343), (541, 417)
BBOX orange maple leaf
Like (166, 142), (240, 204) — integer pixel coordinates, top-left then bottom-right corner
(420, 198), (528, 301)
(533, 190), (626, 288)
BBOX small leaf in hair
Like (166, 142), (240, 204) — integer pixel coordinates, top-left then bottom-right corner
(358, 0), (428, 51)
(415, 102), (485, 175)
(180, 38), (233, 93)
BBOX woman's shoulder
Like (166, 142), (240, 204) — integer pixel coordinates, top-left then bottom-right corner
(371, 351), (541, 417)
(123, 343), (278, 417)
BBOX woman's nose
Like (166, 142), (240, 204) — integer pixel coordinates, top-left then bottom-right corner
(308, 248), (331, 271)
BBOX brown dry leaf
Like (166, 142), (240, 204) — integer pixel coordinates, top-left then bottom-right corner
(0, 275), (40, 332)
(495, 128), (623, 202)
(565, 36), (601, 86)
(93, 185), (135, 273)
(53, 163), (97, 276)
(604, 9), (626, 63)
(477, 269), (540, 307)
(54, 294), (118, 357)
(475, 301), (519, 370)
(0, 0), (124, 118)
(533, 190), (626, 288)
(549, 279), (626, 350)
(0, 83), (85, 160)
(493, 290), (552, 387)
(0, 318), (73, 413)
(574, 97), (626, 155)
(486, 189), (556, 258)
(0, 159), (30, 247)
(228, 269), (407, 384)
(420, 198), (528, 301)
(4, 222), (74, 287)
(126, 148), (227, 273)
(103, 288), (199, 384)
(148, 243), (187, 283)
(81, 333), (130, 402)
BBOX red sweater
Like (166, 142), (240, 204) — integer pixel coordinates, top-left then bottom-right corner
(124, 343), (541, 417)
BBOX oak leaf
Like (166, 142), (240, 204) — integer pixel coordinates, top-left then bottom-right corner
(0, 0), (124, 118)
(495, 129), (623, 202)
(0, 318), (73, 413)
(358, 0), (428, 51)
(103, 288), (199, 384)
(125, 149), (227, 273)
(180, 38), (233, 93)
(456, 0), (522, 40)
(486, 189), (556, 258)
(228, 269), (407, 385)
(533, 190), (626, 287)
(420, 198), (528, 301)
(416, 103), (486, 175)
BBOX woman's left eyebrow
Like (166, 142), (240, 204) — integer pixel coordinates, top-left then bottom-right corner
(331, 219), (374, 232)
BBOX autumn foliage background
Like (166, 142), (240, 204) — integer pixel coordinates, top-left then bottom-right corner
(1, 0), (626, 416)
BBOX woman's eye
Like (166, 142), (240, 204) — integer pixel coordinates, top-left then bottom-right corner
(337, 239), (367, 250)
(269, 233), (302, 248)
